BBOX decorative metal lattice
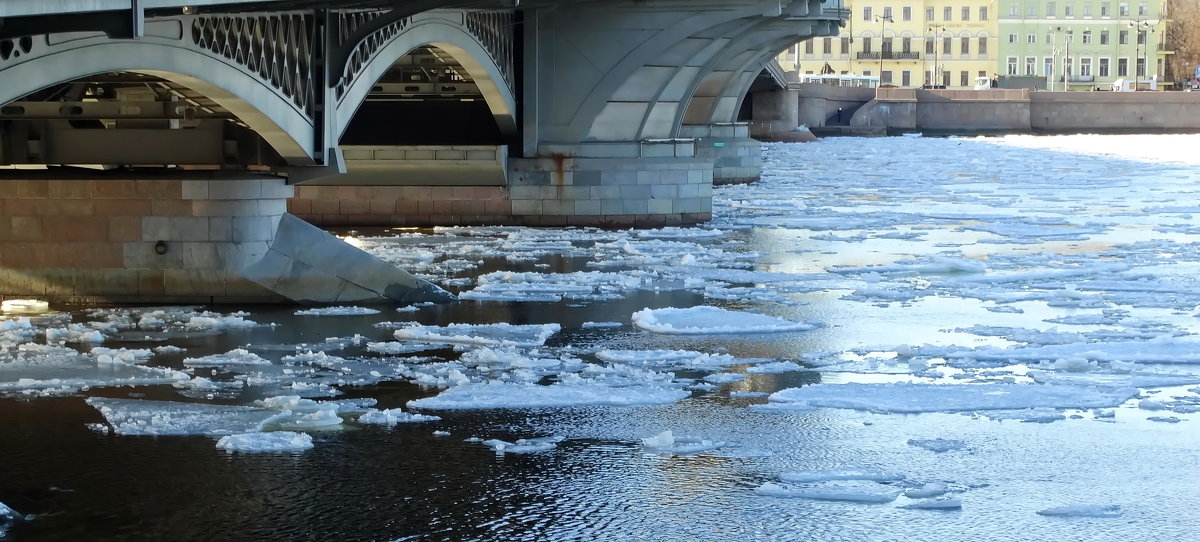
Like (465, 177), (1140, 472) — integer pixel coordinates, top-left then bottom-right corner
(332, 11), (411, 102)
(190, 13), (316, 119)
(463, 11), (514, 89)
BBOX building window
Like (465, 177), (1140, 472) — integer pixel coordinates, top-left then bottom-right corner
(1080, 57), (1092, 76)
(883, 6), (893, 19)
(1136, 57), (1146, 76)
(962, 6), (970, 20)
(1044, 56), (1054, 76)
(1064, 3), (1073, 17)
(979, 37), (988, 55)
(926, 37), (935, 54)
(1083, 4), (1092, 16)
(1082, 30), (1092, 44)
(1137, 30), (1146, 45)
(1100, 30), (1109, 44)
(944, 6), (952, 20)
(1099, 57), (1110, 77)
(1009, 3), (1019, 17)
(1117, 57), (1128, 76)
(927, 6), (935, 20)
(841, 37), (851, 54)
(864, 6), (872, 21)
(1119, 30), (1129, 44)
(902, 37), (913, 53)
(960, 71), (969, 87)
(1027, 4), (1038, 16)
(1119, 2), (1129, 16)
(882, 70), (893, 84)
(823, 37), (832, 54)
(961, 37), (970, 55)
(1009, 33), (1018, 43)
(903, 6), (912, 20)
(863, 69), (872, 77)
(902, 70), (911, 86)
(1007, 56), (1019, 75)
(1046, 32), (1053, 44)
(882, 37), (894, 55)
(1139, 2), (1147, 15)
(805, 39), (814, 54)
(980, 6), (989, 20)
(1047, 2), (1056, 16)
(1025, 56), (1037, 74)
(1101, 2), (1111, 16)
(863, 37), (873, 53)
(1029, 33), (1038, 44)
(943, 37), (952, 54)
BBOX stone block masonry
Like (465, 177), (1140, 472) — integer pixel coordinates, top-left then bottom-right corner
(0, 175), (451, 304)
(291, 142), (716, 228)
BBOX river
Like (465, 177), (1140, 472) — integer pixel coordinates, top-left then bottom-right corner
(2, 134), (1200, 541)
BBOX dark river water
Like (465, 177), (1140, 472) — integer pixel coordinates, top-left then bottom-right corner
(4, 136), (1200, 541)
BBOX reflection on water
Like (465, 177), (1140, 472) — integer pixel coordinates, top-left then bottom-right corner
(5, 135), (1200, 541)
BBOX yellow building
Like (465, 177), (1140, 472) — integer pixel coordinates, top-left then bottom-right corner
(779, 0), (999, 88)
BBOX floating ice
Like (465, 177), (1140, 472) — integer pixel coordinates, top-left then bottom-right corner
(703, 373), (746, 384)
(87, 397), (288, 436)
(581, 321), (622, 328)
(594, 349), (738, 370)
(760, 383), (1138, 413)
(294, 306), (381, 316)
(904, 482), (949, 499)
(747, 361), (804, 374)
(215, 432), (314, 452)
(1, 299), (49, 314)
(640, 430), (725, 454)
(754, 482), (903, 503)
(1036, 504), (1122, 518)
(357, 408), (442, 425)
(779, 470), (905, 483)
(482, 436), (563, 453)
(900, 498), (962, 510)
(183, 348), (271, 367)
(407, 381), (689, 410)
(394, 323), (560, 348)
(907, 439), (966, 453)
(631, 306), (814, 334)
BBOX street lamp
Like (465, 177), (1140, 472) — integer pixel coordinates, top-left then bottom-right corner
(928, 24), (946, 88)
(876, 14), (893, 84)
(1128, 18), (1153, 90)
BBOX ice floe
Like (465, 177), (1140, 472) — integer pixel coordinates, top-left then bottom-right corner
(394, 323), (560, 348)
(631, 306), (814, 334)
(87, 398), (289, 436)
(294, 306), (382, 316)
(216, 431), (314, 452)
(758, 383), (1139, 414)
(1036, 504), (1122, 518)
(358, 408), (442, 425)
(407, 381), (689, 410)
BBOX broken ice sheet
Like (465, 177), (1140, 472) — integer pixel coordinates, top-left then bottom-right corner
(86, 397), (289, 436)
(394, 323), (560, 348)
(0, 344), (189, 397)
(631, 306), (814, 334)
(756, 382), (1139, 414)
(407, 381), (689, 410)
(216, 431), (314, 452)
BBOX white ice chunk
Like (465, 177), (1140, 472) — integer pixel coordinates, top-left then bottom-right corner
(1036, 504), (1122, 518)
(358, 408), (442, 425)
(632, 306), (814, 334)
(754, 482), (903, 503)
(394, 323), (560, 348)
(907, 438), (966, 453)
(760, 383), (1138, 413)
(904, 482), (949, 498)
(407, 381), (689, 410)
(294, 306), (381, 316)
(87, 397), (289, 436)
(183, 348), (271, 367)
(747, 361), (804, 374)
(900, 497), (962, 510)
(482, 436), (562, 453)
(215, 431), (314, 452)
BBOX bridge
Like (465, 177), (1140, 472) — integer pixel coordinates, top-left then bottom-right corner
(0, 0), (844, 304)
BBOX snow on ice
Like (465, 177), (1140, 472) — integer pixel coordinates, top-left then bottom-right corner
(631, 306), (814, 334)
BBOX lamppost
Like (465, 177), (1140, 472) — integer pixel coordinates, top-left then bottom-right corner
(1128, 18), (1153, 90)
(928, 24), (946, 88)
(876, 14), (893, 84)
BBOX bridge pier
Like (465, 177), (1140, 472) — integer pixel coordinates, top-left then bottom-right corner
(0, 174), (450, 304)
(681, 124), (762, 185)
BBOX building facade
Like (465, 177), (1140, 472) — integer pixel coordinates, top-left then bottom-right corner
(778, 0), (999, 89)
(997, 0), (1168, 90)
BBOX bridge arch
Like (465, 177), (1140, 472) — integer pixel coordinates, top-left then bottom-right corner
(333, 20), (516, 143)
(0, 40), (315, 165)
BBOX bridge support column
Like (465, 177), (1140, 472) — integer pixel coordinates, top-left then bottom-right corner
(509, 141), (713, 227)
(0, 175), (450, 304)
(680, 124), (762, 185)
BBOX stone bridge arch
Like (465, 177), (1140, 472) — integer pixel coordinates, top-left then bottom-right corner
(331, 12), (517, 144)
(0, 17), (319, 165)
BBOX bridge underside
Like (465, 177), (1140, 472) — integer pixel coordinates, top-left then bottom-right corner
(0, 0), (843, 302)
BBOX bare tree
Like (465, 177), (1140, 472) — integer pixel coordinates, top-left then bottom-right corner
(1165, 0), (1200, 84)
